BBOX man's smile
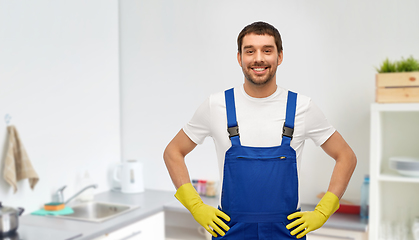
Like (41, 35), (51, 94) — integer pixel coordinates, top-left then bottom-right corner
(251, 66), (269, 74)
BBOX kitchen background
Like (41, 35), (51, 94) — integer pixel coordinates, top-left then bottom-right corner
(1, 0), (419, 214)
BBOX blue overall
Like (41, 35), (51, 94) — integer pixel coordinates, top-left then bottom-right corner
(214, 88), (305, 239)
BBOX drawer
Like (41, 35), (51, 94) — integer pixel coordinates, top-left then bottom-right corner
(96, 211), (165, 240)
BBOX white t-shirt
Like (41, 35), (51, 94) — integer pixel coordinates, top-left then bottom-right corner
(183, 85), (335, 205)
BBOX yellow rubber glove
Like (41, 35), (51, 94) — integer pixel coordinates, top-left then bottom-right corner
(286, 191), (340, 239)
(175, 183), (230, 237)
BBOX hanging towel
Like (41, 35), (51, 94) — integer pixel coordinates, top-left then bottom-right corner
(3, 125), (39, 193)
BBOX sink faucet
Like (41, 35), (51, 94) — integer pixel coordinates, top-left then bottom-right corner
(54, 184), (98, 205)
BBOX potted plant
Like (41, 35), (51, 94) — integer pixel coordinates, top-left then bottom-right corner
(375, 56), (419, 103)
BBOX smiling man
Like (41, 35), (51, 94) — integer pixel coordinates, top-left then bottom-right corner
(164, 21), (356, 239)
(239, 33), (282, 88)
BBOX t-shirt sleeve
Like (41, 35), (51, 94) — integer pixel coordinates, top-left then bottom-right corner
(304, 100), (336, 146)
(182, 97), (212, 145)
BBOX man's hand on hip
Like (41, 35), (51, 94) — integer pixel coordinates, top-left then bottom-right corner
(286, 191), (340, 239)
(175, 183), (230, 237)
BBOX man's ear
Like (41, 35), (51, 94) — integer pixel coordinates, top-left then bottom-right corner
(237, 52), (242, 67)
(277, 51), (283, 66)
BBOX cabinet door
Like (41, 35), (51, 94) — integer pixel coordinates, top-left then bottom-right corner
(103, 211), (165, 240)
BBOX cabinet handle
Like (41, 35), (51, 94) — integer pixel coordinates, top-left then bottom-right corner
(119, 230), (142, 240)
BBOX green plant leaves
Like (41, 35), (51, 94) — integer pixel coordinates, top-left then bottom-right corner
(376, 56), (419, 73)
(376, 58), (397, 73)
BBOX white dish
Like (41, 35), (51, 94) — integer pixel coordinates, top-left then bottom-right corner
(389, 156), (419, 177)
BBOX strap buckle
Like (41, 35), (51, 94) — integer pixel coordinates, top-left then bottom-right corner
(228, 126), (239, 138)
(282, 125), (294, 139)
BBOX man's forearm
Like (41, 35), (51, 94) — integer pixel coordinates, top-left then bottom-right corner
(163, 129), (197, 189)
(320, 131), (357, 200)
(327, 150), (357, 199)
(163, 149), (191, 189)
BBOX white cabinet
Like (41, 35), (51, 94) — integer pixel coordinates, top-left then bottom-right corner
(95, 211), (165, 240)
(370, 103), (419, 239)
(165, 210), (206, 240)
(308, 227), (368, 240)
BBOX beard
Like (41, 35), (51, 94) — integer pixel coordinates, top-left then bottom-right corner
(241, 61), (278, 86)
(243, 71), (274, 86)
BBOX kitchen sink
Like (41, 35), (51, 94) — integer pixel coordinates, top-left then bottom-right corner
(54, 201), (140, 222)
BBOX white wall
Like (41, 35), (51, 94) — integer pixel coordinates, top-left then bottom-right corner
(119, 0), (419, 204)
(0, 1), (120, 213)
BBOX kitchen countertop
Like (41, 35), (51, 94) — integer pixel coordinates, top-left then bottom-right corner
(18, 189), (368, 240)
(19, 189), (174, 240)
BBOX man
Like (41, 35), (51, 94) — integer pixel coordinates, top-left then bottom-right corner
(163, 21), (356, 239)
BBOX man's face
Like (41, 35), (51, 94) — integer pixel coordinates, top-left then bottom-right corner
(238, 33), (283, 86)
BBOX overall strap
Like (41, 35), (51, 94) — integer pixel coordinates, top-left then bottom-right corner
(282, 91), (297, 146)
(225, 88), (241, 146)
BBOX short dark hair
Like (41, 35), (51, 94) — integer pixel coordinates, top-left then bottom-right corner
(237, 21), (283, 54)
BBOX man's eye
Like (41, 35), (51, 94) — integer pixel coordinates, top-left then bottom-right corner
(246, 50), (254, 54)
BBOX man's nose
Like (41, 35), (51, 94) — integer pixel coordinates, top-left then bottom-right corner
(254, 50), (264, 63)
